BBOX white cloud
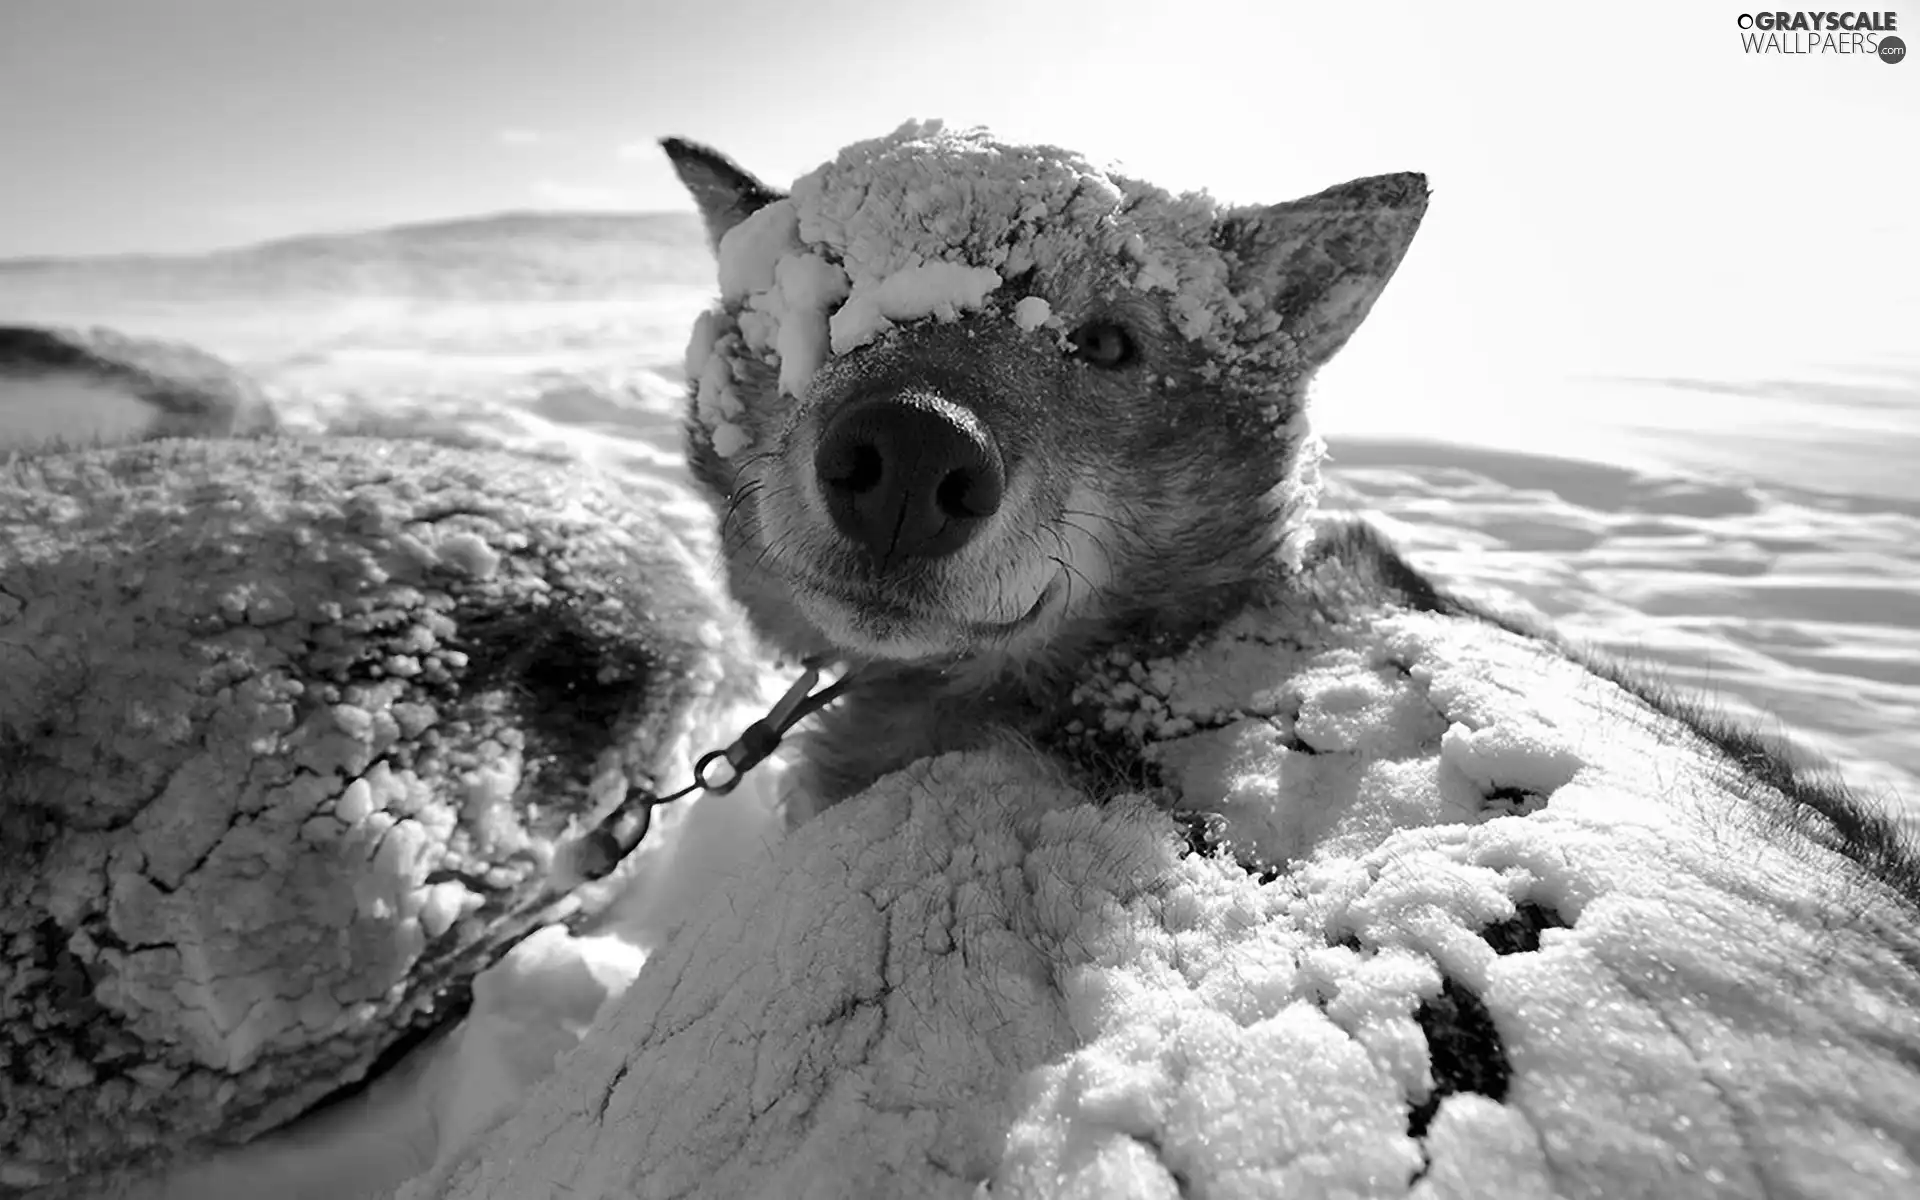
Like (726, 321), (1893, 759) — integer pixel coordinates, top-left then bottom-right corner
(529, 180), (631, 210)
(614, 139), (657, 161)
(498, 128), (546, 148)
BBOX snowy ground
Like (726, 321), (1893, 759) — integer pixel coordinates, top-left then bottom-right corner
(2, 212), (1916, 1195)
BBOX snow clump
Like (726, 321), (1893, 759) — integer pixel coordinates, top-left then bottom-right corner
(686, 120), (1258, 458)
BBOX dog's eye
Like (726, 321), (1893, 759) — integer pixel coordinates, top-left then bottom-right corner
(1068, 321), (1137, 369)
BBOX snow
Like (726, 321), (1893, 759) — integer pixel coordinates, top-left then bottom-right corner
(431, 531), (500, 579)
(770, 253), (848, 394)
(1013, 295), (1053, 332)
(413, 605), (1920, 1198)
(715, 200), (800, 302)
(686, 120), (1248, 456)
(690, 317), (751, 457)
(423, 926), (645, 1168)
(48, 671), (792, 1199)
(827, 259), (1003, 353)
(708, 414), (751, 459)
(1, 187), (1915, 1200)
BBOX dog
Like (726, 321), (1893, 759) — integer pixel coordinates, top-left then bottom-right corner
(661, 112), (1918, 916)
(666, 121), (1453, 822)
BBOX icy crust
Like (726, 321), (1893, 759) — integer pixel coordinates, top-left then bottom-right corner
(0, 436), (763, 1192)
(414, 604), (1920, 1199)
(686, 120), (1260, 458)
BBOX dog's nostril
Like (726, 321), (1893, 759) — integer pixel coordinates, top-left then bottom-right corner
(820, 442), (884, 494)
(936, 467), (1001, 520)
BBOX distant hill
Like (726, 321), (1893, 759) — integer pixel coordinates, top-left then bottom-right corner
(0, 211), (713, 303)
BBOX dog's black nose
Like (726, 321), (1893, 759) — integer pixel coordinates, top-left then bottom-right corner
(813, 394), (1004, 560)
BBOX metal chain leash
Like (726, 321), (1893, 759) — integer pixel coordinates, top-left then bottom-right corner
(567, 657), (852, 882)
(454, 658), (853, 978)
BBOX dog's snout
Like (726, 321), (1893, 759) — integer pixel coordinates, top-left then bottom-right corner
(813, 395), (1005, 560)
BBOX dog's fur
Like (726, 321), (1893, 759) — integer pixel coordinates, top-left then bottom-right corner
(666, 137), (1433, 812)
(662, 134), (1920, 912)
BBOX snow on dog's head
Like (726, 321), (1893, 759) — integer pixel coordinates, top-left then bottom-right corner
(667, 121), (1426, 667)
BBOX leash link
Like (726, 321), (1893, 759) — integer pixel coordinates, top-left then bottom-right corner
(567, 658), (851, 883)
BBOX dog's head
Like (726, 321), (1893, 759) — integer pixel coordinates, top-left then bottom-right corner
(665, 121), (1425, 674)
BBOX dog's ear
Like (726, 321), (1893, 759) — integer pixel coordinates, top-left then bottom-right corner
(1216, 172), (1428, 370)
(660, 137), (787, 253)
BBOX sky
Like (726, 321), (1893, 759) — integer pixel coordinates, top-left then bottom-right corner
(1, 0), (1915, 467)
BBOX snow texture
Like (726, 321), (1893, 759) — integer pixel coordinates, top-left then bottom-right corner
(413, 598), (1920, 1199)
(685, 120), (1260, 457)
(0, 435), (766, 1194)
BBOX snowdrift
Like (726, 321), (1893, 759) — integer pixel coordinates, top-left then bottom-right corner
(414, 566), (1920, 1199)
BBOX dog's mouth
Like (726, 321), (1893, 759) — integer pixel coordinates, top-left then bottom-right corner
(794, 569), (1066, 661)
(720, 386), (1115, 663)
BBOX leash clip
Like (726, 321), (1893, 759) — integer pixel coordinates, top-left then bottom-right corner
(566, 658), (849, 882)
(693, 665), (823, 794)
